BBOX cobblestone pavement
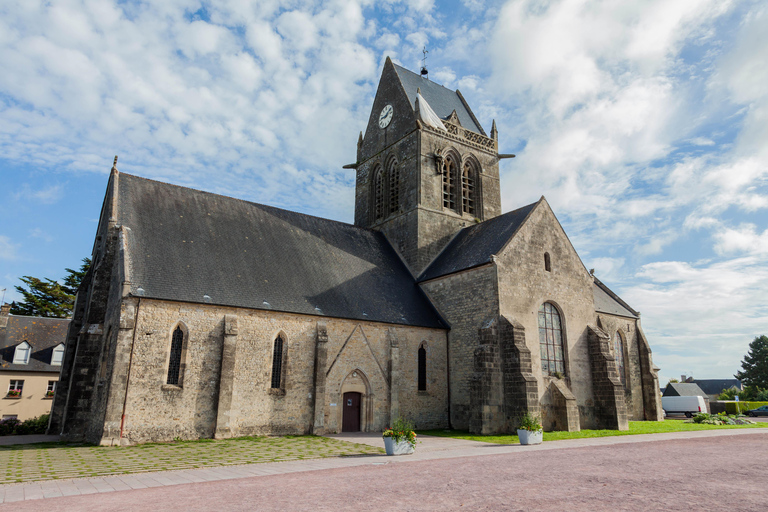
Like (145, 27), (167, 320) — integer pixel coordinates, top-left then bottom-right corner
(0, 435), (382, 484)
(2, 429), (766, 510)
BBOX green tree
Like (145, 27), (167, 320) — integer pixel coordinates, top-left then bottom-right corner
(9, 258), (90, 318)
(735, 335), (768, 389)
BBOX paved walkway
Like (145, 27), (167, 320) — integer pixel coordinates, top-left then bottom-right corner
(2, 427), (766, 504)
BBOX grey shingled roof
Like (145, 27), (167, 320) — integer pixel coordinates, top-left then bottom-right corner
(118, 173), (444, 328)
(419, 202), (538, 282)
(593, 279), (638, 319)
(663, 383), (707, 397)
(0, 315), (68, 373)
(393, 63), (484, 135)
(692, 379), (742, 395)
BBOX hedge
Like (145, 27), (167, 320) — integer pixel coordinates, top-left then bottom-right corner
(724, 401), (768, 414)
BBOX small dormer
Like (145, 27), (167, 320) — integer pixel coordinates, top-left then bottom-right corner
(51, 343), (65, 366)
(13, 341), (31, 365)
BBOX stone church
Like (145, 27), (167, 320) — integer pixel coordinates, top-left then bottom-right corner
(49, 58), (662, 445)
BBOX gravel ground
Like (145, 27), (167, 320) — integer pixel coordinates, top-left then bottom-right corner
(9, 432), (766, 511)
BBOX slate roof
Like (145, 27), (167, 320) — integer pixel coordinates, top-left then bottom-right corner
(0, 315), (68, 373)
(692, 379), (742, 395)
(418, 202), (538, 282)
(593, 278), (638, 319)
(118, 173), (444, 329)
(663, 383), (708, 397)
(393, 63), (485, 135)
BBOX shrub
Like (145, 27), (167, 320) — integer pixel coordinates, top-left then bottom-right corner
(0, 413), (49, 436)
(691, 412), (754, 425)
(383, 417), (417, 448)
(517, 411), (543, 432)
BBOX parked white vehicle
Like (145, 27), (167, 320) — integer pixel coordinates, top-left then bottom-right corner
(661, 396), (707, 418)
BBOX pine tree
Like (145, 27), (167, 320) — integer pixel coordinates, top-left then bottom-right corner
(735, 335), (768, 389)
(9, 258), (91, 318)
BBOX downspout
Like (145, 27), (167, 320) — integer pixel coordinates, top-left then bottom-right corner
(119, 297), (141, 443)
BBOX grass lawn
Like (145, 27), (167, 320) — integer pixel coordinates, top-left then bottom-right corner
(417, 419), (763, 444)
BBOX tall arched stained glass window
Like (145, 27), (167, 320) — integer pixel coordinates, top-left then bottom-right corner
(418, 346), (427, 391)
(538, 302), (565, 376)
(167, 326), (184, 385)
(271, 335), (284, 389)
(614, 331), (626, 385)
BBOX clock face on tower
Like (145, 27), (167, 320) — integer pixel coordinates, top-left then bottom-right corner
(379, 104), (393, 128)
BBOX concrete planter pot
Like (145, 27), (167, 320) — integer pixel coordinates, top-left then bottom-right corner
(517, 429), (543, 445)
(383, 437), (415, 455)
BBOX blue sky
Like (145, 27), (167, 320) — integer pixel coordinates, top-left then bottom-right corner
(1, 0), (767, 385)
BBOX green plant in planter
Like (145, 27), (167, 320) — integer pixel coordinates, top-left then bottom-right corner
(517, 411), (543, 432)
(382, 417), (417, 448)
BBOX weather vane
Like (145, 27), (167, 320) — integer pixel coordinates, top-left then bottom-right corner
(420, 46), (429, 78)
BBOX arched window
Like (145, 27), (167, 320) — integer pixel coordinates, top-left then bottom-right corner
(388, 159), (400, 214)
(51, 343), (65, 366)
(373, 166), (385, 221)
(538, 302), (565, 376)
(271, 335), (284, 389)
(461, 160), (476, 215)
(13, 341), (31, 365)
(544, 252), (551, 272)
(418, 345), (427, 391)
(442, 155), (457, 211)
(614, 331), (626, 385)
(166, 326), (184, 386)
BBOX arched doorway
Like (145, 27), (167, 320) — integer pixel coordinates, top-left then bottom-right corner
(342, 392), (361, 432)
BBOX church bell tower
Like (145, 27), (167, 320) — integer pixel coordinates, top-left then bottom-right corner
(351, 57), (504, 276)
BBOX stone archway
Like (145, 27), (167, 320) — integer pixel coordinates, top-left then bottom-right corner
(338, 369), (373, 432)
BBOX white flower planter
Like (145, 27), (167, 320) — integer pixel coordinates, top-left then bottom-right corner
(383, 437), (415, 455)
(517, 429), (543, 445)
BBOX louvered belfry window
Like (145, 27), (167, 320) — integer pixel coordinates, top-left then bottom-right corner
(442, 157), (456, 210)
(538, 303), (565, 376)
(418, 346), (427, 391)
(373, 167), (385, 221)
(388, 160), (400, 214)
(461, 161), (475, 215)
(614, 331), (626, 385)
(271, 335), (284, 389)
(166, 326), (184, 385)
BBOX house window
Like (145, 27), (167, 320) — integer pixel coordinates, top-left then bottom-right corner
(13, 341), (31, 365)
(388, 159), (400, 214)
(166, 326), (184, 386)
(373, 166), (385, 221)
(442, 155), (457, 211)
(51, 344), (65, 366)
(538, 302), (565, 376)
(46, 381), (56, 398)
(271, 335), (284, 389)
(461, 161), (476, 215)
(614, 331), (626, 385)
(7, 380), (24, 397)
(544, 252), (551, 272)
(418, 346), (427, 391)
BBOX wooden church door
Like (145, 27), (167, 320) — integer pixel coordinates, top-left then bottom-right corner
(342, 392), (361, 432)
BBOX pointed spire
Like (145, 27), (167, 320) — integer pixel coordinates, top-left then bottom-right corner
(491, 120), (498, 141)
(111, 155), (119, 175)
(357, 131), (363, 162)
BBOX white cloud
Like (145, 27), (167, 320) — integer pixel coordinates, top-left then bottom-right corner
(0, 235), (18, 260)
(714, 224), (768, 256)
(14, 184), (64, 204)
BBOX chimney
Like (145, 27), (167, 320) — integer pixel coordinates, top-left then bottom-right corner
(0, 303), (10, 329)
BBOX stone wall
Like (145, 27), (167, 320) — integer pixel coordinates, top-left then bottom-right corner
(420, 265), (499, 429)
(89, 299), (448, 445)
(596, 313), (644, 420)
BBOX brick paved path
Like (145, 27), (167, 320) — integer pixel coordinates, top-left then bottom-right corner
(2, 428), (766, 508)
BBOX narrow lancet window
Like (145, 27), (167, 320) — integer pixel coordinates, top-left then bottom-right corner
(166, 326), (184, 385)
(418, 346), (427, 391)
(271, 335), (284, 389)
(461, 161), (475, 215)
(614, 331), (626, 385)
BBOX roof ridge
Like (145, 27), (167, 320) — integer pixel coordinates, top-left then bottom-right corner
(118, 172), (376, 234)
